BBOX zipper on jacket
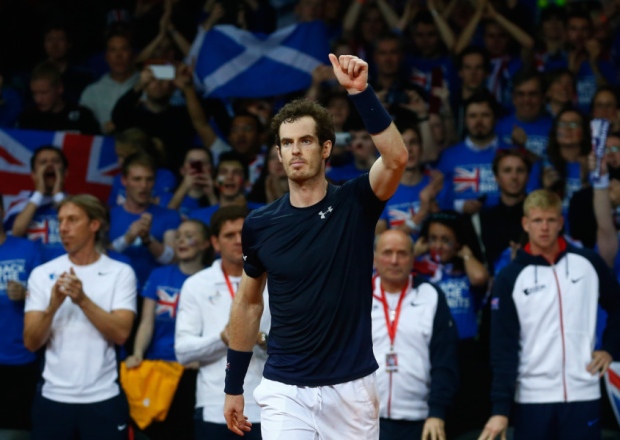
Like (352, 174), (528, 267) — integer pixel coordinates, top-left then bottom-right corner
(552, 267), (568, 401)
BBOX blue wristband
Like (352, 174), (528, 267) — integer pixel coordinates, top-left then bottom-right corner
(224, 349), (253, 395)
(348, 84), (393, 135)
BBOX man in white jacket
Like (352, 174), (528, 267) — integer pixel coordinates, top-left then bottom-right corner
(372, 230), (459, 440)
(175, 206), (269, 439)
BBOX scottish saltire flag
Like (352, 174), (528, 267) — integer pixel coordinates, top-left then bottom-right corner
(0, 128), (118, 209)
(195, 21), (330, 98)
(605, 362), (620, 426)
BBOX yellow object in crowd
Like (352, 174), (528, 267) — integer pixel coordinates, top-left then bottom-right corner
(120, 360), (184, 429)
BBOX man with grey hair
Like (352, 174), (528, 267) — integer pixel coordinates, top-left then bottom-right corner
(372, 229), (458, 440)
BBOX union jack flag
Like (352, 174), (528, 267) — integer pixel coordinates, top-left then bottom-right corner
(410, 67), (429, 89)
(26, 216), (59, 244)
(0, 128), (118, 210)
(605, 362), (620, 427)
(155, 286), (180, 319)
(387, 205), (416, 228)
(453, 167), (480, 193)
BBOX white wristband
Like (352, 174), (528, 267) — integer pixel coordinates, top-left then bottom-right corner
(592, 173), (610, 190)
(53, 192), (66, 204)
(112, 235), (129, 253)
(29, 191), (44, 207)
(156, 245), (175, 264)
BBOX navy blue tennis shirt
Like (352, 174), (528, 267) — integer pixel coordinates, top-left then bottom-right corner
(242, 174), (385, 386)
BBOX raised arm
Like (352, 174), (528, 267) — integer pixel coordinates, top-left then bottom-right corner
(486, 2), (534, 51)
(175, 63), (217, 148)
(375, 0), (400, 30)
(328, 53), (408, 201)
(428, 0), (455, 51)
(454, 0), (485, 54)
(592, 153), (618, 267)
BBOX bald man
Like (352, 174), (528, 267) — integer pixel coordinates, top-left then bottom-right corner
(372, 230), (459, 440)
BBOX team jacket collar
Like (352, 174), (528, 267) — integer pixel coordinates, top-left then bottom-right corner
(518, 237), (568, 266)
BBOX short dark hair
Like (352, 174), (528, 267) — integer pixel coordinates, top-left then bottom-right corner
(540, 5), (567, 23)
(271, 99), (335, 148)
(463, 89), (500, 118)
(512, 69), (543, 93)
(231, 111), (264, 135)
(121, 152), (157, 176)
(543, 68), (575, 93)
(592, 86), (619, 112)
(104, 23), (133, 48)
(210, 205), (248, 238)
(373, 32), (403, 52)
(412, 10), (435, 27)
(457, 46), (491, 72)
(30, 145), (68, 171)
(566, 10), (591, 26)
(31, 62), (63, 86)
(217, 151), (249, 181)
(492, 148), (531, 175)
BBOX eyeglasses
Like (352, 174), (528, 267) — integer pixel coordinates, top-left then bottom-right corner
(606, 146), (620, 154)
(557, 121), (581, 129)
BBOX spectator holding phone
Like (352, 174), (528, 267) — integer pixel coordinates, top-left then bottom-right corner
(162, 147), (218, 218)
(188, 152), (263, 226)
(112, 63), (217, 173)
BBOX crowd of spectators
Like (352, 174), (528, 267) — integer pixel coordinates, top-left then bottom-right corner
(2, 0), (620, 438)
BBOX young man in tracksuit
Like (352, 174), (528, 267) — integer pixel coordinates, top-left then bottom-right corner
(479, 189), (620, 440)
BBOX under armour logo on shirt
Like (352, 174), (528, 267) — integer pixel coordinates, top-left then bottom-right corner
(318, 206), (333, 219)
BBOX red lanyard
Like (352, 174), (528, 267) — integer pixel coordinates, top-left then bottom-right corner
(376, 278), (409, 349)
(222, 267), (236, 299)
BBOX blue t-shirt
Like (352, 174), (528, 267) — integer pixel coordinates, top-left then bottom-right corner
(404, 54), (458, 99)
(3, 193), (64, 263)
(158, 192), (203, 219)
(414, 255), (481, 340)
(141, 265), (190, 361)
(436, 139), (506, 209)
(496, 113), (553, 159)
(379, 174), (450, 236)
(436, 139), (542, 211)
(0, 236), (41, 365)
(0, 86), (23, 128)
(242, 174), (385, 386)
(189, 202), (264, 226)
(575, 60), (617, 114)
(107, 168), (177, 207)
(108, 205), (182, 287)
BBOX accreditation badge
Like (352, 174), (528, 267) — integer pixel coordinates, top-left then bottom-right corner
(385, 352), (398, 372)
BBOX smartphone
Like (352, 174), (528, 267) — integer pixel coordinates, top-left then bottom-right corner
(334, 132), (352, 146)
(190, 160), (203, 173)
(429, 67), (443, 114)
(150, 64), (175, 80)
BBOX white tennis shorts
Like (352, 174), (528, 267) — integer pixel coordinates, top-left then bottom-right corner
(253, 373), (380, 440)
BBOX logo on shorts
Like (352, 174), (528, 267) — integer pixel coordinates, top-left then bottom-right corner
(117, 424), (127, 431)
